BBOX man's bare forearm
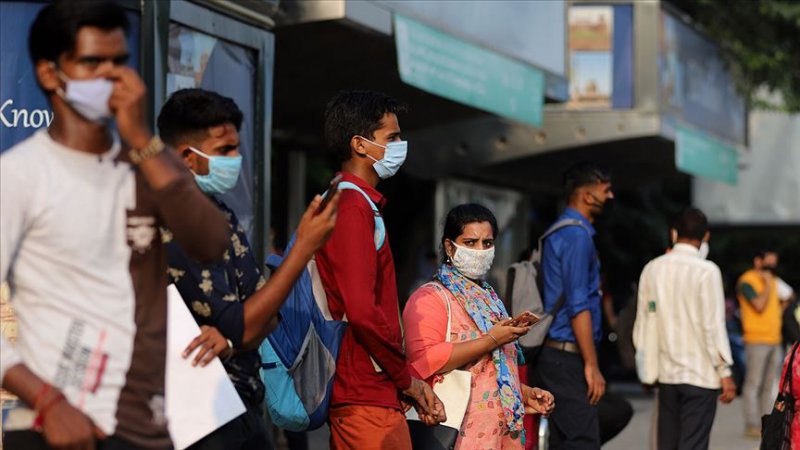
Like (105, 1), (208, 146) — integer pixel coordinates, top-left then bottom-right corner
(3, 364), (49, 408)
(571, 310), (598, 367)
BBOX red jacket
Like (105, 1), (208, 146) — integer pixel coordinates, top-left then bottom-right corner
(315, 172), (411, 410)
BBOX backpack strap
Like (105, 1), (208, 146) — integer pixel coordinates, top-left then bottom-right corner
(536, 218), (589, 256)
(324, 181), (386, 251)
(536, 218), (592, 317)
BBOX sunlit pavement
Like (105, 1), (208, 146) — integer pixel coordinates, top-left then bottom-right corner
(605, 392), (760, 450)
(289, 386), (763, 450)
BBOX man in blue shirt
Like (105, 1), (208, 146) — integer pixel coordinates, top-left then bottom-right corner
(156, 89), (339, 449)
(536, 162), (614, 449)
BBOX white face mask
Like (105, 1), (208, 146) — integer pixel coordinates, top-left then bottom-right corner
(55, 68), (114, 122)
(698, 241), (710, 260)
(449, 242), (495, 280)
(671, 229), (710, 259)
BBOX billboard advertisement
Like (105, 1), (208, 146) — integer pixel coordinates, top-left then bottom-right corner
(567, 5), (633, 110)
(659, 10), (746, 145)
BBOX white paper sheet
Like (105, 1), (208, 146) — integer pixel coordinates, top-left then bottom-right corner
(166, 286), (246, 449)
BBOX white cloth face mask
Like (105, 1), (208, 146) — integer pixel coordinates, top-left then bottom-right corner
(450, 243), (495, 280)
(55, 68), (114, 122)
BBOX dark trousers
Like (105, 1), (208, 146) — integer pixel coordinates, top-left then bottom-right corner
(657, 383), (718, 450)
(3, 432), (144, 450)
(285, 430), (308, 450)
(187, 403), (273, 450)
(598, 391), (634, 445)
(536, 346), (601, 450)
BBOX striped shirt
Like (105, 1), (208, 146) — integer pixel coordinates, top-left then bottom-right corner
(633, 243), (733, 389)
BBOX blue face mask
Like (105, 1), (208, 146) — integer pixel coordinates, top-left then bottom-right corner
(188, 147), (242, 195)
(358, 136), (408, 179)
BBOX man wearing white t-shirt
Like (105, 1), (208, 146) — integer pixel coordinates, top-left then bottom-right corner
(0, 2), (229, 449)
(633, 208), (737, 450)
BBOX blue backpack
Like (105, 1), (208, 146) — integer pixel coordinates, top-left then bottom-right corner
(260, 181), (385, 431)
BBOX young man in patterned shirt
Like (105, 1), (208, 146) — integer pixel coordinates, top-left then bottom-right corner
(157, 88), (339, 449)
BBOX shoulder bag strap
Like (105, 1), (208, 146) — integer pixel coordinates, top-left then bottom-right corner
(426, 282), (453, 342)
(784, 342), (800, 396)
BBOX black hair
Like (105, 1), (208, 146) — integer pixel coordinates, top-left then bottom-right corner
(157, 89), (244, 147)
(755, 249), (778, 260)
(324, 90), (408, 162)
(440, 204), (498, 263)
(673, 207), (708, 241)
(563, 161), (611, 199)
(28, 0), (129, 66)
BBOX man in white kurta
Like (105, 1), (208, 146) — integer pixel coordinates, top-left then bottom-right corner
(634, 207), (736, 450)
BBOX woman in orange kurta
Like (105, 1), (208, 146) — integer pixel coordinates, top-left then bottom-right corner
(403, 204), (555, 450)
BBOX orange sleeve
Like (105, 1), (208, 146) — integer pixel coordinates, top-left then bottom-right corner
(402, 285), (454, 380)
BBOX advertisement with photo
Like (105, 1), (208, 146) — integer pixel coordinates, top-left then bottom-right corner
(568, 6), (613, 108)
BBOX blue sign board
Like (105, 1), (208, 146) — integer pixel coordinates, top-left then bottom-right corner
(676, 125), (739, 185)
(394, 14), (545, 127)
(659, 10), (746, 145)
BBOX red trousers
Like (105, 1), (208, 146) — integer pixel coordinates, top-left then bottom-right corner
(329, 405), (412, 450)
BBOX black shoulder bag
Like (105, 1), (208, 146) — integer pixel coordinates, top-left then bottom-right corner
(761, 342), (799, 450)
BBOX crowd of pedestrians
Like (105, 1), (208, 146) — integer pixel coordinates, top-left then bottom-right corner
(1, 2), (796, 450)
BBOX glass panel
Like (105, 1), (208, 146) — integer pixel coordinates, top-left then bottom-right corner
(166, 23), (258, 240)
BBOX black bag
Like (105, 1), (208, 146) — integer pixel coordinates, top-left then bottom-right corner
(408, 421), (459, 450)
(761, 342), (798, 450)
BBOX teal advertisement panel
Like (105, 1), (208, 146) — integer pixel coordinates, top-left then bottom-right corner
(394, 14), (544, 126)
(676, 125), (738, 185)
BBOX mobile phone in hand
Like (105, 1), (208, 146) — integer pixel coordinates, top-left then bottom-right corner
(316, 174), (343, 214)
(509, 311), (540, 327)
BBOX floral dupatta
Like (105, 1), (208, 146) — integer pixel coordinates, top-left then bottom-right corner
(435, 263), (525, 435)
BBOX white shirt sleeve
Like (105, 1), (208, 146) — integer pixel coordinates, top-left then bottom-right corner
(778, 277), (795, 302)
(0, 153), (32, 384)
(632, 265), (651, 353)
(0, 153), (31, 284)
(0, 334), (22, 386)
(698, 266), (733, 378)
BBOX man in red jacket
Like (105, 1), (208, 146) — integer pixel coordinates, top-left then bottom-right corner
(316, 90), (443, 449)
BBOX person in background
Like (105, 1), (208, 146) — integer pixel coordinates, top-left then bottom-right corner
(535, 162), (614, 449)
(156, 88), (339, 449)
(737, 249), (785, 438)
(409, 250), (439, 296)
(779, 278), (799, 347)
(1, 2), (230, 448)
(316, 90), (444, 450)
(404, 204), (555, 449)
(634, 207), (736, 450)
